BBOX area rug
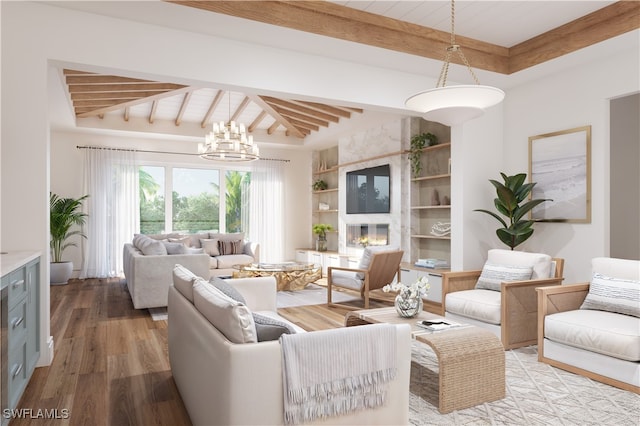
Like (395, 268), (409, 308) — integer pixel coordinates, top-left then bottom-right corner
(409, 342), (640, 425)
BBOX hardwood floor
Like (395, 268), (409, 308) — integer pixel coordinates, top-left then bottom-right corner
(14, 278), (191, 426)
(14, 278), (393, 425)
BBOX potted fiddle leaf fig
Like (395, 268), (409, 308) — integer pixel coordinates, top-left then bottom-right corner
(50, 192), (89, 285)
(312, 223), (333, 252)
(474, 172), (550, 250)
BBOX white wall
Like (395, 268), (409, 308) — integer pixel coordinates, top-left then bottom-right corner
(499, 42), (639, 283)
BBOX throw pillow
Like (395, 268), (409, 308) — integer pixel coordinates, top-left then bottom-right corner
(253, 312), (297, 341)
(580, 273), (640, 318)
(474, 263), (534, 292)
(200, 238), (220, 256)
(173, 264), (200, 302)
(209, 277), (246, 304)
(169, 236), (191, 247)
(193, 278), (257, 344)
(218, 239), (242, 255)
(163, 241), (187, 255)
(136, 235), (168, 256)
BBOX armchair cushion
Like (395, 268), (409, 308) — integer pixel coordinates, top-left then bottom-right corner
(545, 309), (640, 361)
(487, 249), (551, 279)
(331, 270), (364, 290)
(475, 263), (533, 291)
(356, 245), (399, 279)
(580, 273), (640, 318)
(193, 278), (257, 344)
(445, 289), (501, 324)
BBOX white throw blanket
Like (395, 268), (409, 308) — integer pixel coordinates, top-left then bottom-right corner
(280, 323), (397, 424)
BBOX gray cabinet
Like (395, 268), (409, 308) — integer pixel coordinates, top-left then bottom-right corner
(2, 255), (40, 425)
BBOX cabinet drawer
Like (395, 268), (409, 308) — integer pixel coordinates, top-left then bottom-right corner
(8, 341), (28, 409)
(8, 267), (27, 308)
(424, 272), (443, 303)
(8, 298), (28, 348)
(295, 250), (308, 263)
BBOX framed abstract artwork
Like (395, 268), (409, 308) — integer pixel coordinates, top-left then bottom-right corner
(528, 125), (591, 223)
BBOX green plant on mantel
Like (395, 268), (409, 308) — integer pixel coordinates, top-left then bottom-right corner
(312, 179), (328, 191)
(409, 132), (438, 178)
(474, 173), (550, 250)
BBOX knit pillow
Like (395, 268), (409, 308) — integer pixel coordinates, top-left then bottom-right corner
(200, 238), (220, 256)
(580, 273), (640, 318)
(253, 313), (297, 341)
(475, 263), (534, 292)
(209, 277), (246, 304)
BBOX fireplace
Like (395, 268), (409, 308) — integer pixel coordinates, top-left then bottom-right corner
(346, 224), (389, 247)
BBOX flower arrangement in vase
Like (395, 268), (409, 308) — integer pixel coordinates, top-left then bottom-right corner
(383, 276), (430, 318)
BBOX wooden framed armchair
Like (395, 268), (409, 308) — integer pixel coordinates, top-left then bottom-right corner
(327, 248), (404, 310)
(441, 249), (564, 350)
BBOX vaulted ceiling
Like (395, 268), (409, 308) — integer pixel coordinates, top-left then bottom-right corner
(57, 1), (639, 145)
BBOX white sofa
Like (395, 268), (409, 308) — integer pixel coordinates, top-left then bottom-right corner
(122, 232), (259, 309)
(168, 272), (412, 425)
(537, 257), (640, 393)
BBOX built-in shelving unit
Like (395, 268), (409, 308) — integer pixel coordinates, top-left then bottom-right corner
(312, 147), (339, 252)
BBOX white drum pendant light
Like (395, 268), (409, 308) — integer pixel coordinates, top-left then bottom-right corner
(405, 0), (505, 126)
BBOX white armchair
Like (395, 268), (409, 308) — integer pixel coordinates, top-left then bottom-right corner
(442, 249), (564, 349)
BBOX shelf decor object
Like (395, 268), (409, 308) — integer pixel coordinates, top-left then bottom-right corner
(404, 0), (504, 126)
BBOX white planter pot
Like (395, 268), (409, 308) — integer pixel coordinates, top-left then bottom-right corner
(50, 261), (73, 285)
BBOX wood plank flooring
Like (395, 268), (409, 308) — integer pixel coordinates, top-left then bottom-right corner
(13, 278), (393, 425)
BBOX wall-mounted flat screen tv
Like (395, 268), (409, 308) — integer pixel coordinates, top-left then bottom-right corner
(346, 164), (390, 214)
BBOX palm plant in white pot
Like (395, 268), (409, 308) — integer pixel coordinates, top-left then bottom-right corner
(50, 193), (89, 285)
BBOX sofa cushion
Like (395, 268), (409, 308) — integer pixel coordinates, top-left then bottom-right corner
(200, 238), (220, 256)
(545, 309), (640, 361)
(218, 240), (242, 255)
(173, 264), (200, 303)
(580, 273), (640, 318)
(445, 289), (501, 324)
(474, 263), (533, 292)
(210, 276), (246, 304)
(169, 236), (191, 247)
(135, 235), (168, 256)
(163, 241), (187, 255)
(193, 278), (257, 344)
(208, 256), (218, 269)
(216, 254), (254, 269)
(487, 249), (551, 279)
(356, 245), (399, 279)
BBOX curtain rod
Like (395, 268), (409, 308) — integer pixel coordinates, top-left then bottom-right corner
(75, 145), (290, 162)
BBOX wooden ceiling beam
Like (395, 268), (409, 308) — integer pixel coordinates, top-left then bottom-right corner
(175, 91), (193, 126)
(248, 111), (267, 132)
(76, 86), (193, 118)
(149, 100), (158, 124)
(267, 121), (280, 135)
(276, 107), (329, 128)
(124, 107), (130, 122)
(296, 101), (352, 118)
(68, 83), (185, 93)
(66, 74), (152, 85)
(201, 89), (225, 128)
(250, 94), (305, 138)
(230, 96), (251, 123)
(285, 117), (320, 132)
(262, 97), (340, 123)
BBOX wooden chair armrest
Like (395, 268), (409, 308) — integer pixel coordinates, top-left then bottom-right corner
(441, 270), (482, 294)
(537, 282), (590, 317)
(502, 277), (564, 290)
(327, 266), (367, 274)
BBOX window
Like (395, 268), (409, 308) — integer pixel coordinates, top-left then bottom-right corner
(138, 166), (250, 235)
(139, 166), (165, 234)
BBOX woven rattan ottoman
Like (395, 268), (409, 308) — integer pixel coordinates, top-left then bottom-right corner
(345, 307), (505, 413)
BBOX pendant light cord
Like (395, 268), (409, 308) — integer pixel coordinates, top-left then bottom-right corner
(436, 0), (481, 88)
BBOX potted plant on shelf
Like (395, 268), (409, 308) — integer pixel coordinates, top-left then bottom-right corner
(312, 223), (333, 252)
(409, 132), (438, 178)
(50, 192), (89, 285)
(474, 172), (550, 250)
(312, 179), (328, 191)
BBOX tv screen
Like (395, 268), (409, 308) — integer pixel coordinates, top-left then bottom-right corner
(346, 164), (390, 214)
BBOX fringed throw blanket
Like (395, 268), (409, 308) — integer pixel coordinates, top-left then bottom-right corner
(280, 323), (397, 424)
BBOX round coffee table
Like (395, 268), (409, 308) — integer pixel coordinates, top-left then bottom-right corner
(232, 262), (322, 291)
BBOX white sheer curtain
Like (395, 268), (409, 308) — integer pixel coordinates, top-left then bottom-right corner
(249, 159), (286, 262)
(81, 148), (139, 278)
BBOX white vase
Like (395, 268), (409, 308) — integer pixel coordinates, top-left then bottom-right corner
(50, 261), (73, 285)
(394, 294), (423, 318)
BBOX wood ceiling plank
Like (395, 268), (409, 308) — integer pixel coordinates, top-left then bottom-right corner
(76, 87), (193, 118)
(509, 1), (640, 74)
(168, 0), (509, 74)
(66, 75), (153, 85)
(262, 97), (340, 123)
(201, 90), (225, 128)
(73, 99), (123, 108)
(175, 91), (193, 126)
(250, 94), (305, 138)
(296, 101), (352, 118)
(68, 83), (185, 93)
(70, 92), (143, 101)
(276, 107), (329, 128)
